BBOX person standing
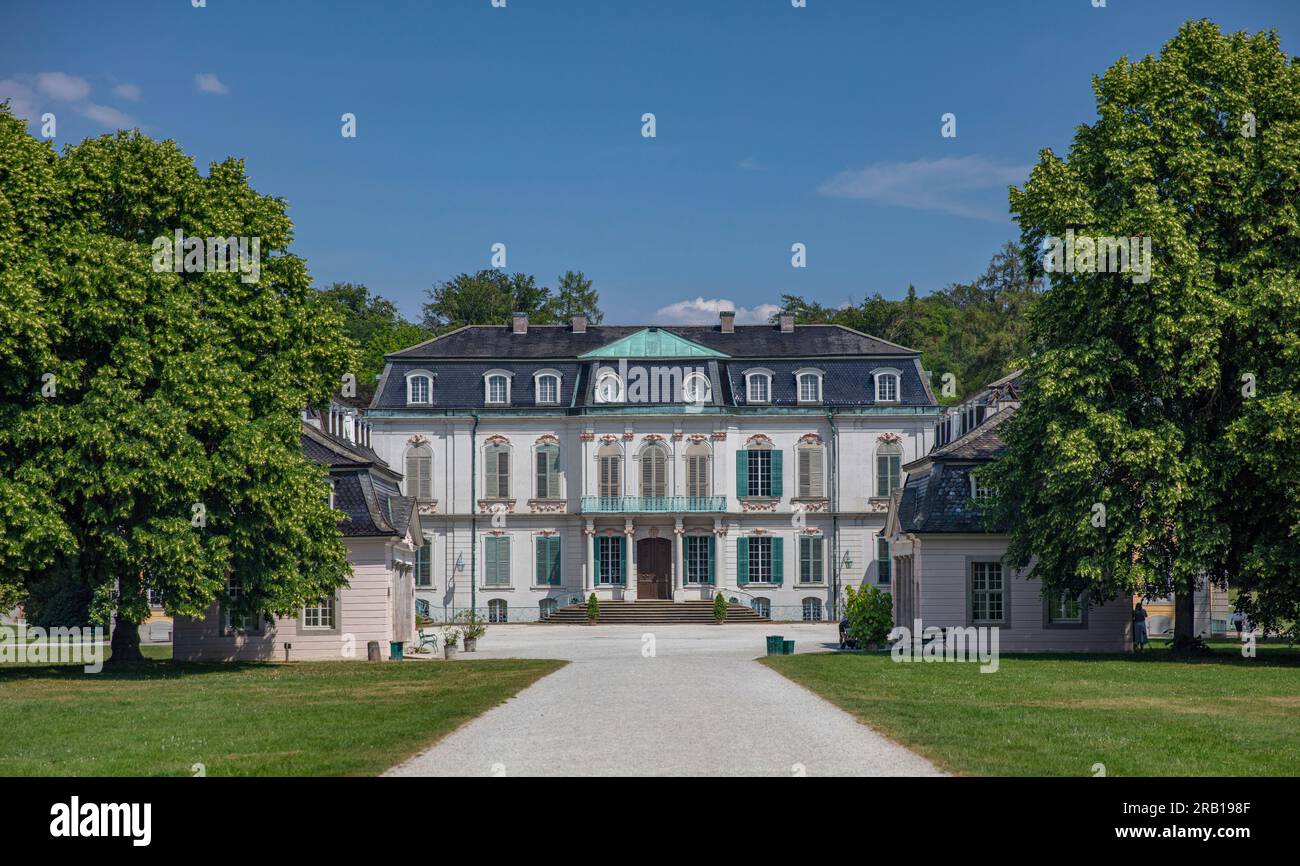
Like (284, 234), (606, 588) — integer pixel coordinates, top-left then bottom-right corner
(1133, 601), (1149, 652)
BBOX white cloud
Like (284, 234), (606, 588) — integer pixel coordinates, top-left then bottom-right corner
(112, 83), (142, 101)
(79, 103), (136, 128)
(35, 71), (91, 102)
(817, 155), (1030, 221)
(737, 156), (766, 171)
(654, 297), (781, 326)
(194, 73), (228, 95)
(0, 79), (38, 121)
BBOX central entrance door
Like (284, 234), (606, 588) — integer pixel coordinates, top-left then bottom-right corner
(636, 537), (672, 600)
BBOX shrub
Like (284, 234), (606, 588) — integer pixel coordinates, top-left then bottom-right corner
(844, 584), (893, 647)
(713, 592), (728, 623)
(454, 608), (488, 640)
(586, 592), (600, 622)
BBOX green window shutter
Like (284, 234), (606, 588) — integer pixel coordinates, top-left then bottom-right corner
(485, 538), (497, 585)
(707, 535), (716, 585)
(737, 537), (749, 586)
(619, 536), (627, 585)
(549, 450), (561, 499)
(736, 450), (749, 498)
(594, 536), (602, 583)
(550, 537), (561, 585)
(772, 537), (784, 585)
(535, 537), (546, 585)
(501, 537), (511, 585)
(771, 450), (784, 498)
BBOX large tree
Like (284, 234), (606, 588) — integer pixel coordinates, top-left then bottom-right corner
(318, 282), (429, 400)
(422, 269), (603, 332)
(985, 21), (1300, 645)
(550, 270), (604, 323)
(0, 107), (355, 660)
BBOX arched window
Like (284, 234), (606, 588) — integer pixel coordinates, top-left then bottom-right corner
(597, 443), (622, 500)
(485, 442), (511, 498)
(484, 371), (512, 406)
(534, 370), (561, 405)
(874, 369), (901, 403)
(682, 372), (711, 404)
(876, 441), (902, 497)
(406, 443), (432, 499)
(640, 443), (668, 499)
(594, 369), (624, 404)
(535, 443), (561, 499)
(802, 597), (823, 622)
(406, 371), (433, 405)
(796, 370), (823, 404)
(796, 442), (825, 498)
(539, 598), (558, 620)
(745, 369), (773, 404)
(488, 598), (508, 623)
(685, 442), (710, 498)
(751, 597), (771, 619)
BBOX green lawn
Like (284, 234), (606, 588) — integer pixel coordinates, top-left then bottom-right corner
(0, 654), (565, 776)
(763, 641), (1300, 776)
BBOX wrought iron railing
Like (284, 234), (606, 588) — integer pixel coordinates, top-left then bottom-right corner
(580, 495), (727, 514)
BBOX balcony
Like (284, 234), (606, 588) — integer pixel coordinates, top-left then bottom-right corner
(580, 495), (727, 514)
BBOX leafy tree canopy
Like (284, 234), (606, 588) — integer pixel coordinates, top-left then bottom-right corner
(318, 282), (429, 401)
(422, 269), (603, 332)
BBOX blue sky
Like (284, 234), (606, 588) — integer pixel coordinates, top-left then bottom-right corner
(3, 0), (1297, 324)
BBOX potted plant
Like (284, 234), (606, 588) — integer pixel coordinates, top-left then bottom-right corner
(713, 592), (728, 624)
(441, 626), (461, 659)
(586, 592), (600, 624)
(455, 609), (487, 652)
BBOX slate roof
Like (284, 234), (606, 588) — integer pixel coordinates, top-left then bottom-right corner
(928, 410), (1010, 462)
(376, 362), (585, 410)
(896, 405), (1012, 534)
(389, 323), (918, 360)
(727, 359), (932, 408)
(302, 422), (411, 538)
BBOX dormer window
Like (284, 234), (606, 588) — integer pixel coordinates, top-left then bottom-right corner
(594, 369), (624, 404)
(534, 371), (561, 405)
(795, 369), (823, 404)
(745, 369), (772, 404)
(971, 473), (993, 503)
(484, 370), (513, 406)
(405, 371), (433, 405)
(874, 369), (900, 403)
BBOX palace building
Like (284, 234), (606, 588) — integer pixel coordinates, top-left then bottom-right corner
(363, 310), (942, 623)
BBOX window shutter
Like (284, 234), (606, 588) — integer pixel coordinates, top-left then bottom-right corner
(809, 449), (824, 497)
(619, 536), (627, 585)
(486, 450), (499, 499)
(550, 538), (561, 585)
(798, 450), (810, 498)
(771, 450), (783, 498)
(500, 537), (511, 585)
(736, 538), (749, 586)
(772, 537), (784, 585)
(707, 535), (716, 585)
(594, 536), (602, 582)
(548, 450), (561, 499)
(535, 537), (546, 585)
(736, 450), (749, 498)
(485, 538), (497, 585)
(535, 451), (546, 499)
(497, 451), (510, 498)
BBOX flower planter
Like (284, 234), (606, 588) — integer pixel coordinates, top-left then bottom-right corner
(463, 637), (478, 652)
(443, 644), (458, 660)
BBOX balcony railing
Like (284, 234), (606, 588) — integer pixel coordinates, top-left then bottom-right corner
(580, 495), (727, 514)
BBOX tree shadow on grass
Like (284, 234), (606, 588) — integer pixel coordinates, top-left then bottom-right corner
(0, 660), (283, 683)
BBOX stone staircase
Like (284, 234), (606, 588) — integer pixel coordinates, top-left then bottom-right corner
(545, 600), (768, 625)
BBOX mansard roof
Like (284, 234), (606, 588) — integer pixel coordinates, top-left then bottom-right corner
(301, 422), (415, 538)
(389, 323), (918, 360)
(896, 463), (1008, 534)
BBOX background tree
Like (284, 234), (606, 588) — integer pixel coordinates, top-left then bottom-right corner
(985, 21), (1300, 646)
(549, 270), (604, 323)
(318, 282), (429, 400)
(422, 269), (601, 332)
(0, 108), (355, 661)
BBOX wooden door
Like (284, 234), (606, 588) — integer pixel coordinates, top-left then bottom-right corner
(636, 538), (672, 600)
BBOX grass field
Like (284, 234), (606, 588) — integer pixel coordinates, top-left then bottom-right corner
(0, 652), (564, 776)
(763, 641), (1300, 776)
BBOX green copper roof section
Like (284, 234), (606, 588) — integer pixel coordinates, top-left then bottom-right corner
(579, 327), (729, 359)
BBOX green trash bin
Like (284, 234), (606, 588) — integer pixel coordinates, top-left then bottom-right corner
(766, 635), (784, 656)
(389, 641), (404, 661)
(782, 640), (795, 655)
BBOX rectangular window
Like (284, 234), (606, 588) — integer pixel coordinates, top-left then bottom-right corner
(877, 536), (891, 584)
(486, 448), (510, 498)
(748, 375), (769, 403)
(970, 561), (1005, 624)
(535, 536), (561, 586)
(1048, 592), (1083, 624)
(535, 447), (561, 498)
(597, 536), (623, 585)
(797, 447), (824, 498)
(798, 375), (820, 403)
(599, 456), (620, 499)
(303, 596), (336, 630)
(487, 377), (508, 404)
(537, 376), (558, 404)
(748, 537), (773, 584)
(415, 537), (432, 587)
(685, 535), (712, 584)
(747, 449), (772, 497)
(876, 373), (899, 402)
(799, 536), (823, 584)
(971, 473), (993, 503)
(686, 454), (710, 498)
(877, 454), (900, 497)
(485, 536), (512, 587)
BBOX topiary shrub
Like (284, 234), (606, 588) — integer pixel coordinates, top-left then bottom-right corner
(844, 584), (893, 648)
(713, 592), (728, 623)
(586, 592), (600, 624)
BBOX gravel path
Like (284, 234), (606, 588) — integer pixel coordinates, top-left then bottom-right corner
(386, 623), (942, 777)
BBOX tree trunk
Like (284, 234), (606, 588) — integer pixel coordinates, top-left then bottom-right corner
(107, 611), (144, 665)
(1171, 587), (1198, 651)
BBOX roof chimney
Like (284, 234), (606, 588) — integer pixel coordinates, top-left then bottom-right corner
(512, 312), (528, 335)
(719, 310), (735, 334)
(779, 310), (795, 333)
(571, 315), (588, 334)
